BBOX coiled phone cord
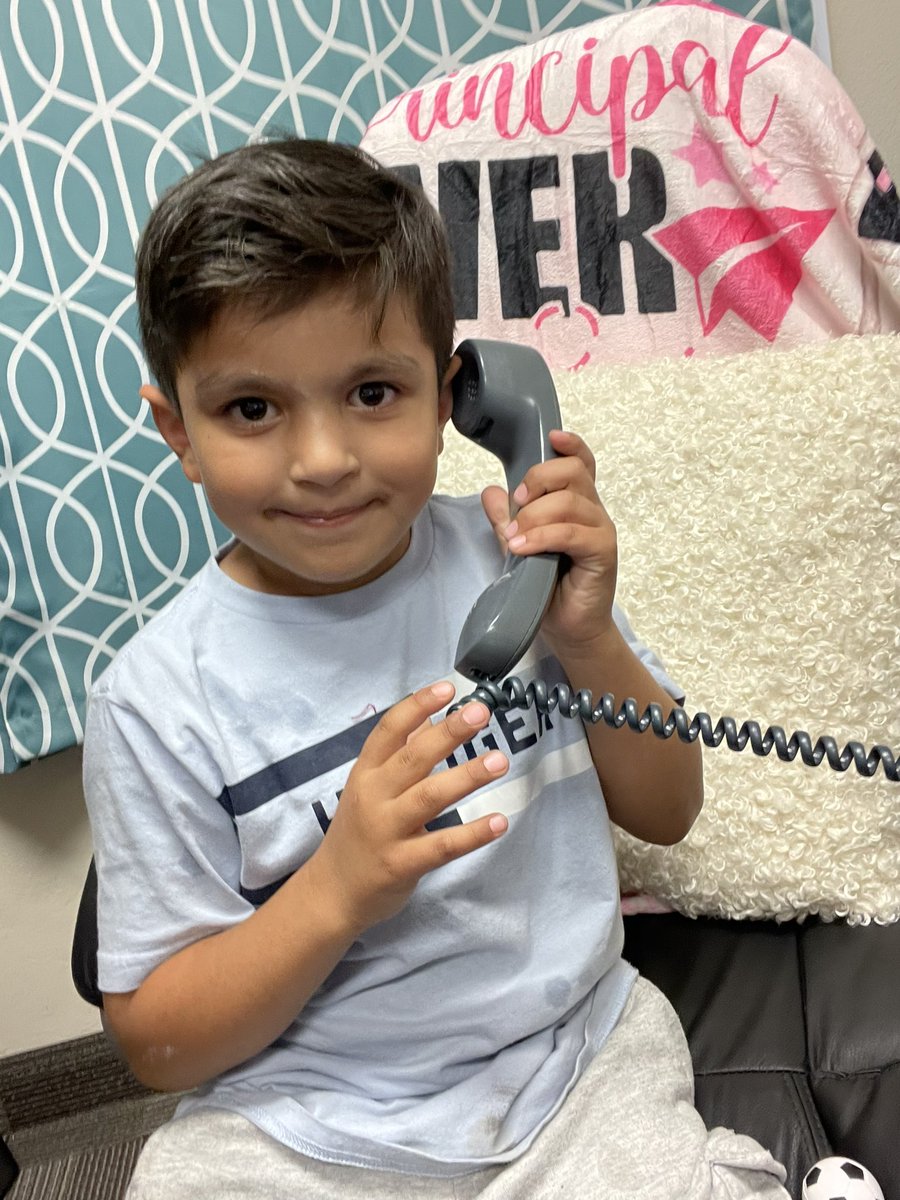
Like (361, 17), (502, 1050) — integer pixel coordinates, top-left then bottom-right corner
(456, 675), (900, 782)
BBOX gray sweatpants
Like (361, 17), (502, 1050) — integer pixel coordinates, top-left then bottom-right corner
(126, 976), (789, 1200)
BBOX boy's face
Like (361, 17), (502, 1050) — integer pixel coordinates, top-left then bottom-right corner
(143, 288), (456, 596)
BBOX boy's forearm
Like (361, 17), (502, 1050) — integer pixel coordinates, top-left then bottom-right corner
(555, 626), (703, 846)
(103, 856), (361, 1093)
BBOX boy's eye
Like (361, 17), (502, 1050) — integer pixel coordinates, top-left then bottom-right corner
(351, 382), (397, 409)
(229, 397), (270, 422)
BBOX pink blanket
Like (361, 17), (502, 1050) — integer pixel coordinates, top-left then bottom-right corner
(362, 0), (900, 369)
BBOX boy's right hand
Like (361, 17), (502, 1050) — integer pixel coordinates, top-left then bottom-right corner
(101, 685), (508, 1095)
(308, 681), (509, 935)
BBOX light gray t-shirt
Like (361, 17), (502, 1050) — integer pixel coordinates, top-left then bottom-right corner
(84, 494), (680, 1176)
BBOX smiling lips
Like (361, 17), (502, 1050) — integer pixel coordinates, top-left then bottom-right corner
(273, 501), (374, 526)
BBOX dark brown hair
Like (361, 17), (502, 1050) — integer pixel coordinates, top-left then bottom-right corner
(135, 138), (455, 407)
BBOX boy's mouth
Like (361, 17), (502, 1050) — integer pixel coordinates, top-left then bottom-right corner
(272, 502), (374, 526)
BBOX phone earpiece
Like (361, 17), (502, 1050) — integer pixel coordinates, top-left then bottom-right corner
(451, 339), (563, 683)
(451, 339), (560, 499)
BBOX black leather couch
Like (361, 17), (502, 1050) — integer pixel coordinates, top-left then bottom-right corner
(622, 912), (899, 1199)
(4, 862), (891, 1200)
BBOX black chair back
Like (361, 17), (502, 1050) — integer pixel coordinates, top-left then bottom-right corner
(71, 859), (103, 1008)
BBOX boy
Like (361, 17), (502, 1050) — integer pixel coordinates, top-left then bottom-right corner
(83, 138), (788, 1199)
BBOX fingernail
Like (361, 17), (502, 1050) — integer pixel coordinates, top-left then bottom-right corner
(489, 814), (508, 834)
(462, 701), (489, 726)
(513, 483), (528, 505)
(503, 520), (518, 539)
(431, 682), (455, 701)
(507, 534), (526, 551)
(484, 751), (507, 773)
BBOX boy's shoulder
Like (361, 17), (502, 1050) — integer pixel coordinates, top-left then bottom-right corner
(89, 497), (496, 707)
(430, 491), (482, 514)
(88, 557), (218, 706)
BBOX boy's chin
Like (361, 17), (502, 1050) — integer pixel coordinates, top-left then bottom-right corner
(221, 536), (412, 597)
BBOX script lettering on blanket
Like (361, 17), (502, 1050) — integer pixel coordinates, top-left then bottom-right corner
(368, 19), (848, 356)
(371, 25), (789, 182)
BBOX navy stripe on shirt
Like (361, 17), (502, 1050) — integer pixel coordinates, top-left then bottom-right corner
(238, 803), (464, 908)
(218, 707), (385, 819)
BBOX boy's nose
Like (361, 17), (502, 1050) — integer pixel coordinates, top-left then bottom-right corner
(287, 413), (359, 487)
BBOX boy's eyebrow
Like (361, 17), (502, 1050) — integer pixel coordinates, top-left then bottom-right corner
(190, 353), (428, 401)
(336, 351), (428, 380)
(191, 371), (274, 401)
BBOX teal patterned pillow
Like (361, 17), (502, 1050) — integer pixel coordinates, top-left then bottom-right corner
(0, 0), (827, 771)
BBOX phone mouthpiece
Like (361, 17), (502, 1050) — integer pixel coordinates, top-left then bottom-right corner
(453, 555), (556, 684)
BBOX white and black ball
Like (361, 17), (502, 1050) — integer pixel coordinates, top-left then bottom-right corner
(802, 1156), (884, 1200)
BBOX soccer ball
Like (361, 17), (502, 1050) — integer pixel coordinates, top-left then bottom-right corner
(802, 1157), (884, 1200)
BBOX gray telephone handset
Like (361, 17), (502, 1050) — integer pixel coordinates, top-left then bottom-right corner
(450, 338), (562, 684)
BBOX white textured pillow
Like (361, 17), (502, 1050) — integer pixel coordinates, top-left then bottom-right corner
(437, 334), (900, 925)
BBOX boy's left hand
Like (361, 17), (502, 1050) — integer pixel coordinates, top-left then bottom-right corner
(484, 428), (704, 846)
(481, 428), (618, 656)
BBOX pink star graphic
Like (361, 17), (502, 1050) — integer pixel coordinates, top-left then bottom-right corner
(652, 204), (835, 341)
(750, 161), (780, 194)
(673, 124), (733, 187)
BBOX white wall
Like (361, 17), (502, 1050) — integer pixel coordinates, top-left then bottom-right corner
(0, 746), (101, 1054)
(1, 0), (899, 1058)
(827, 0), (900, 171)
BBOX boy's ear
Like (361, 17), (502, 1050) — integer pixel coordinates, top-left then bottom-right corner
(140, 385), (202, 484)
(437, 355), (461, 452)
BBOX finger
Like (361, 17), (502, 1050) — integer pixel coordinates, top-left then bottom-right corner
(358, 681), (458, 769)
(481, 484), (512, 551)
(549, 428), (597, 479)
(398, 746), (509, 834)
(512, 453), (598, 509)
(504, 490), (609, 549)
(481, 483), (511, 527)
(405, 811), (509, 876)
(406, 716), (435, 745)
(505, 491), (617, 562)
(507, 520), (617, 564)
(384, 698), (496, 795)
